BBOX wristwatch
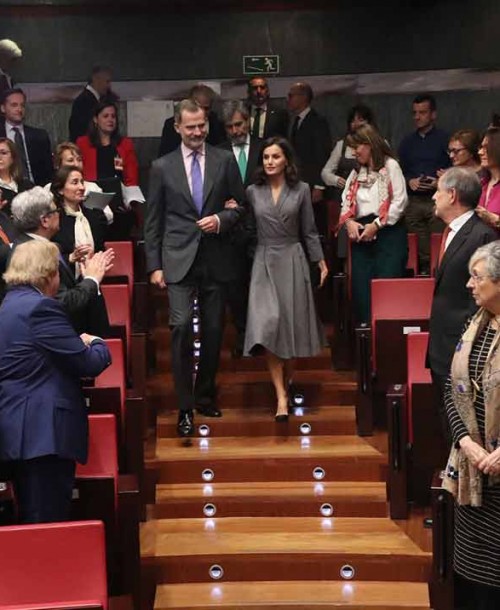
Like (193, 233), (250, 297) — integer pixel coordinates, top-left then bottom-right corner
(374, 217), (383, 229)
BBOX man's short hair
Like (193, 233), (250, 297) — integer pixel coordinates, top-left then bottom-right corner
(0, 39), (22, 61)
(0, 87), (26, 105)
(189, 84), (216, 102)
(291, 82), (314, 104)
(439, 167), (481, 210)
(11, 187), (55, 233)
(174, 98), (204, 124)
(222, 100), (250, 124)
(89, 64), (112, 82)
(413, 93), (437, 111)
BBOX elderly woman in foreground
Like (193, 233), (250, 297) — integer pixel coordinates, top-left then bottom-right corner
(443, 240), (500, 609)
(0, 240), (111, 523)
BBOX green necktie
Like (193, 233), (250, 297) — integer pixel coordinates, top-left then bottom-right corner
(237, 146), (247, 181)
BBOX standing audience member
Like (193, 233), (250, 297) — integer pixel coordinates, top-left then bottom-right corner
(0, 137), (33, 239)
(287, 82), (331, 235)
(11, 187), (113, 336)
(443, 130), (482, 174)
(428, 167), (497, 447)
(442, 240), (500, 610)
(476, 127), (500, 230)
(337, 124), (408, 323)
(0, 39), (22, 98)
(51, 165), (107, 268)
(244, 137), (327, 421)
(0, 239), (111, 523)
(145, 99), (245, 437)
(246, 76), (288, 140)
(219, 99), (260, 357)
(158, 84), (226, 157)
(68, 65), (116, 143)
(398, 94), (450, 273)
(0, 88), (53, 187)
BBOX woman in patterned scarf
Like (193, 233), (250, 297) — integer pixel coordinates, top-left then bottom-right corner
(337, 124), (409, 323)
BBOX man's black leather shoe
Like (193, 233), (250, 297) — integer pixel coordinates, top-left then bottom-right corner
(177, 410), (195, 437)
(196, 404), (222, 418)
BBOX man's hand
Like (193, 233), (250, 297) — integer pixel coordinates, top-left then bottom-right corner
(197, 215), (219, 233)
(80, 250), (115, 283)
(311, 188), (324, 204)
(150, 269), (166, 289)
(80, 332), (101, 346)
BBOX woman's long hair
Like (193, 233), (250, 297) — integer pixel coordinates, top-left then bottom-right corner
(50, 165), (83, 207)
(0, 137), (23, 184)
(346, 124), (396, 172)
(253, 136), (300, 187)
(87, 101), (122, 148)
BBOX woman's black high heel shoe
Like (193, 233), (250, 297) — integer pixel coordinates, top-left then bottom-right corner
(275, 395), (289, 422)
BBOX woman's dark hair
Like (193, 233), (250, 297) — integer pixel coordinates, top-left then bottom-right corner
(346, 104), (376, 132)
(0, 137), (22, 183)
(449, 129), (481, 164)
(253, 136), (300, 187)
(346, 124), (396, 172)
(50, 165), (83, 207)
(484, 127), (500, 169)
(87, 101), (122, 148)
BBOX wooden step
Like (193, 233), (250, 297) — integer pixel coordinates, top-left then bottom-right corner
(149, 481), (388, 519)
(147, 370), (356, 409)
(146, 435), (386, 483)
(154, 580), (430, 609)
(157, 405), (357, 438)
(141, 517), (431, 584)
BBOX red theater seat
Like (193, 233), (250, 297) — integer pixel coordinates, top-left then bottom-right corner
(0, 520), (107, 609)
(104, 241), (134, 300)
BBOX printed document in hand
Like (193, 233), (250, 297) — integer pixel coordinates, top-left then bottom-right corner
(83, 191), (115, 211)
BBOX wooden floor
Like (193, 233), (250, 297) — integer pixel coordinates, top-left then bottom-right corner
(141, 300), (432, 609)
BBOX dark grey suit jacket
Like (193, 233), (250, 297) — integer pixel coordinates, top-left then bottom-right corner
(428, 213), (498, 377)
(145, 143), (246, 284)
(0, 122), (53, 186)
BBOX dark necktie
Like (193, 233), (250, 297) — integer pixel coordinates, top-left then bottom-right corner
(191, 151), (203, 214)
(252, 108), (262, 138)
(291, 115), (300, 147)
(12, 127), (29, 179)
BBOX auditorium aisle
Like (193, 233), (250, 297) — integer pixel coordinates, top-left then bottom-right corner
(140, 300), (432, 609)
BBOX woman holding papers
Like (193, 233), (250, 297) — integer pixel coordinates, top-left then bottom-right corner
(51, 165), (107, 270)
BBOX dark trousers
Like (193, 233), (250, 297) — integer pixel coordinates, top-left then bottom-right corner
(456, 574), (500, 610)
(167, 255), (225, 411)
(405, 194), (445, 273)
(11, 455), (76, 524)
(431, 369), (452, 450)
(351, 218), (408, 324)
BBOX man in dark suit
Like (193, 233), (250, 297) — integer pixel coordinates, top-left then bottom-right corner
(0, 239), (111, 523)
(428, 166), (497, 445)
(219, 99), (261, 356)
(145, 99), (245, 437)
(287, 82), (332, 235)
(158, 84), (226, 157)
(10, 186), (114, 335)
(246, 76), (288, 140)
(0, 88), (53, 186)
(68, 65), (116, 142)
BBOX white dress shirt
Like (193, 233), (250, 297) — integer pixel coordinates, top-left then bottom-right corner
(5, 120), (33, 182)
(445, 209), (475, 251)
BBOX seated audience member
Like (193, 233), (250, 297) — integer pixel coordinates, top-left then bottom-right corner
(428, 167), (497, 447)
(68, 65), (116, 143)
(442, 240), (500, 610)
(0, 240), (111, 523)
(337, 124), (408, 323)
(158, 84), (226, 157)
(11, 187), (113, 336)
(0, 137), (33, 239)
(321, 104), (376, 261)
(45, 142), (113, 225)
(477, 127), (500, 230)
(0, 39), (22, 98)
(51, 165), (107, 269)
(0, 88), (53, 186)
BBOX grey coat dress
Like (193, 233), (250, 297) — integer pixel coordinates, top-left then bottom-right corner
(244, 181), (325, 359)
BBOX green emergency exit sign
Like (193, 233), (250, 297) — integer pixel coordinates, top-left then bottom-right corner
(243, 55), (280, 75)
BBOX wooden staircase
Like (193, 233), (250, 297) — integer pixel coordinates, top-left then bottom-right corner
(142, 313), (431, 609)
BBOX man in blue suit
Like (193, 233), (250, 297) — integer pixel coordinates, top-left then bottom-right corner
(0, 240), (111, 523)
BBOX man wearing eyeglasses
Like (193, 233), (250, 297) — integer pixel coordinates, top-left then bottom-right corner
(398, 94), (450, 274)
(428, 167), (497, 446)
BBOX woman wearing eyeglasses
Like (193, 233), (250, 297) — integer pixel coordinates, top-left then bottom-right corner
(443, 241), (500, 609)
(476, 127), (500, 230)
(445, 130), (482, 174)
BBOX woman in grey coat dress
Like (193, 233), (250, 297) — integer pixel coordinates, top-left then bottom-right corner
(243, 137), (328, 421)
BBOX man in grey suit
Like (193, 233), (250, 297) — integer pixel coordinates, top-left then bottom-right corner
(145, 99), (245, 437)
